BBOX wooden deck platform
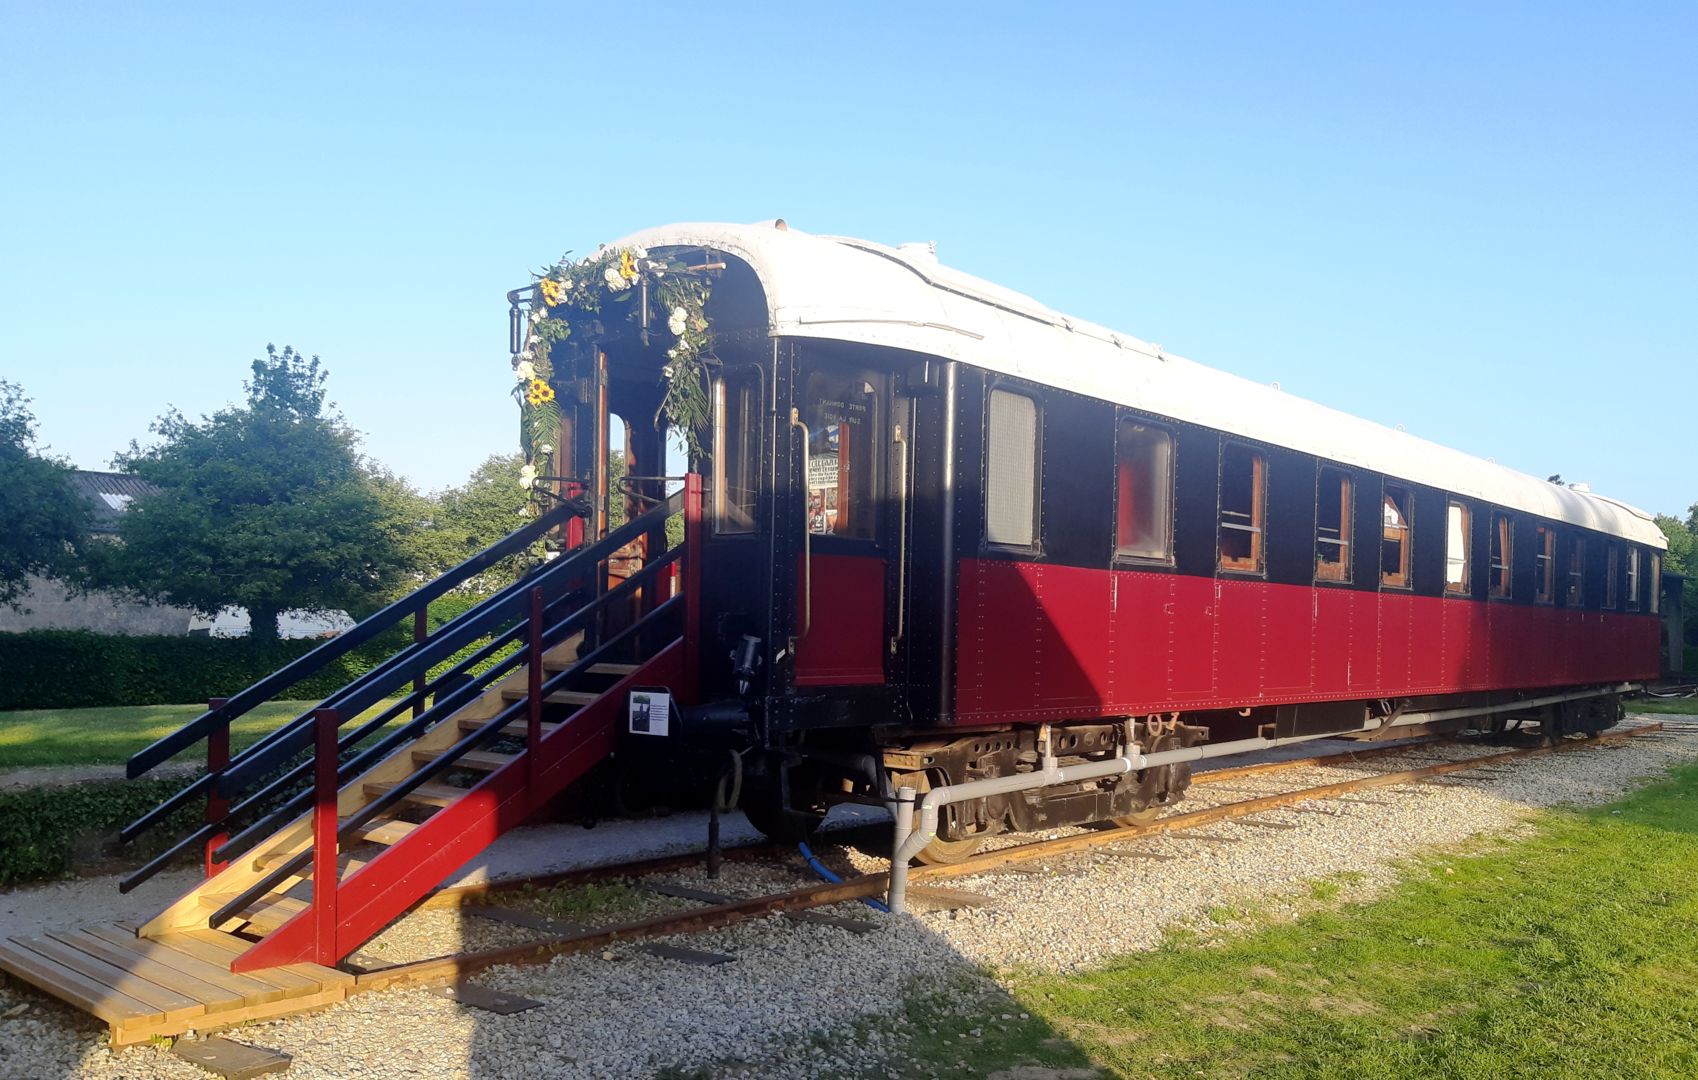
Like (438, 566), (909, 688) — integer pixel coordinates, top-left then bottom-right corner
(0, 924), (353, 1045)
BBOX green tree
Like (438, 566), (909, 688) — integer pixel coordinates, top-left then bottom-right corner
(106, 346), (413, 643)
(432, 454), (531, 580)
(1656, 507), (1697, 579)
(0, 382), (90, 608)
(1655, 506), (1698, 650)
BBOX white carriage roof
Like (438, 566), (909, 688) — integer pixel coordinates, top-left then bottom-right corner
(614, 221), (1665, 549)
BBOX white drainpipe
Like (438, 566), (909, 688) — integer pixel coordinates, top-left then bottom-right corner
(886, 682), (1637, 912)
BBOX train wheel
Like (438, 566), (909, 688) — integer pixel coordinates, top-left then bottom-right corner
(914, 833), (986, 865)
(739, 782), (824, 843)
(1110, 805), (1162, 828)
(894, 768), (988, 865)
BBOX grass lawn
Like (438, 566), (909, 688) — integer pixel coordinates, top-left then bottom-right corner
(0, 700), (400, 769)
(897, 759), (1698, 1079)
(1627, 694), (1698, 715)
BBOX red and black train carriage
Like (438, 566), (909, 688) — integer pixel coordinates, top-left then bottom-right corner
(525, 220), (1667, 862)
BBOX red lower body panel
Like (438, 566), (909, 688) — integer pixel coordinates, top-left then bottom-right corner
(953, 559), (1659, 725)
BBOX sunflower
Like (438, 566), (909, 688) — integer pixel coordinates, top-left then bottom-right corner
(538, 277), (566, 307)
(619, 248), (638, 282)
(525, 379), (555, 406)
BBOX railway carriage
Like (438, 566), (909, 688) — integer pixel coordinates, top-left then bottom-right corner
(520, 219), (1666, 863)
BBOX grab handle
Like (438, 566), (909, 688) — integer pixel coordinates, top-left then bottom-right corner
(789, 408), (812, 638)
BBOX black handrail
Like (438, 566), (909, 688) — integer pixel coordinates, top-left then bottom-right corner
(116, 575), (596, 892)
(119, 491), (682, 888)
(118, 509), (585, 844)
(215, 493), (680, 796)
(207, 591), (683, 930)
(126, 500), (577, 781)
(209, 547), (682, 868)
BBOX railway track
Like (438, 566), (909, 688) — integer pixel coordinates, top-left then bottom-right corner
(348, 721), (1675, 995)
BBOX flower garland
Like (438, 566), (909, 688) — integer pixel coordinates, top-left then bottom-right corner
(509, 244), (713, 500)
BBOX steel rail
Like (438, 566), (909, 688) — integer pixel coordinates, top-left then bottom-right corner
(344, 723), (1666, 994)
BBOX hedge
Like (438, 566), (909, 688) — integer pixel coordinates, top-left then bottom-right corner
(0, 775), (204, 887)
(0, 594), (509, 711)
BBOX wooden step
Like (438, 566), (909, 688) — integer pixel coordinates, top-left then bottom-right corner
(411, 748), (517, 772)
(198, 894), (308, 935)
(500, 687), (598, 706)
(355, 818), (417, 846)
(362, 781), (466, 808)
(541, 659), (639, 676)
(458, 715), (562, 739)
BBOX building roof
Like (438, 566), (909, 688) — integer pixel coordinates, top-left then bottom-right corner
(611, 221), (1667, 549)
(66, 470), (160, 534)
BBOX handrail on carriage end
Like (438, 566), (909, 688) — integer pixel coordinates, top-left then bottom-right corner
(125, 499), (579, 782)
(115, 488), (687, 892)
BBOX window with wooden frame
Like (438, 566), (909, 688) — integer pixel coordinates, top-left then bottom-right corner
(1533, 525), (1555, 604)
(1217, 444), (1266, 574)
(800, 366), (882, 541)
(1380, 484), (1413, 588)
(1445, 500), (1471, 595)
(985, 388), (1039, 548)
(711, 371), (760, 535)
(1605, 543), (1621, 609)
(1651, 553), (1662, 614)
(1314, 466), (1352, 583)
(1565, 535), (1585, 607)
(1489, 513), (1513, 598)
(1627, 548), (1642, 611)
(1114, 419), (1174, 562)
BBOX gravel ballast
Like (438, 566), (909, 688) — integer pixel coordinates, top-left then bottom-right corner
(0, 718), (1692, 1079)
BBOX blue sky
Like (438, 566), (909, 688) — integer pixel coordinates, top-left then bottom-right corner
(2, 2), (1693, 514)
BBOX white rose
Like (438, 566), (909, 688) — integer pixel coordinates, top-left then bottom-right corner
(514, 360), (536, 382)
(518, 347), (533, 361)
(538, 443), (554, 455)
(667, 306), (687, 336)
(603, 265), (626, 290)
(661, 365), (674, 378)
(519, 464), (538, 488)
(632, 246), (648, 259)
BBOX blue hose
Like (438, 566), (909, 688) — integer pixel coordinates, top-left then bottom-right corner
(799, 842), (890, 913)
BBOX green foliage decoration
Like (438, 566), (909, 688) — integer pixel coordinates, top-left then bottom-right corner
(514, 244), (714, 498)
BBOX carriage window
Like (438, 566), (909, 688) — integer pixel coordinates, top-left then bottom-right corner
(1315, 466), (1352, 582)
(1651, 553), (1662, 614)
(1218, 444), (1265, 573)
(1115, 420), (1173, 561)
(985, 389), (1038, 547)
(1490, 513), (1513, 598)
(1627, 548), (1642, 611)
(801, 368), (880, 540)
(1605, 543), (1620, 609)
(711, 373), (759, 535)
(1446, 501), (1471, 594)
(1533, 525), (1555, 604)
(1380, 484), (1413, 588)
(1566, 536), (1585, 607)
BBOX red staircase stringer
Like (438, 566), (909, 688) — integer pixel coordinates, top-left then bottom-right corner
(233, 640), (682, 973)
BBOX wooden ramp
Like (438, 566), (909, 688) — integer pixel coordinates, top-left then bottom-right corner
(0, 923), (352, 1045)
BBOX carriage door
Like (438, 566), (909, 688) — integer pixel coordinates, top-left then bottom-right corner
(791, 359), (894, 686)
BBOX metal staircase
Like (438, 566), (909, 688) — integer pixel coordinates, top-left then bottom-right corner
(111, 477), (698, 973)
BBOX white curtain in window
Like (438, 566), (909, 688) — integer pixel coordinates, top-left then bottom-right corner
(1446, 503), (1468, 586)
(986, 390), (1037, 546)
